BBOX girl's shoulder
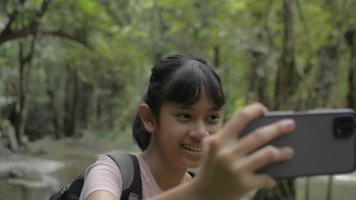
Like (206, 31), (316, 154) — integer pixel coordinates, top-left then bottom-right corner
(85, 154), (122, 176)
(80, 154), (124, 200)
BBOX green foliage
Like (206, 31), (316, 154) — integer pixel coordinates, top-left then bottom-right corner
(0, 0), (355, 142)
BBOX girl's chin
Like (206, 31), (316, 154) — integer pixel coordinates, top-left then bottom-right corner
(176, 148), (203, 168)
(183, 154), (202, 168)
(187, 161), (201, 169)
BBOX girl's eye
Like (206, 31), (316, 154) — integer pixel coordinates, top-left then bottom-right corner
(176, 113), (191, 122)
(207, 115), (220, 124)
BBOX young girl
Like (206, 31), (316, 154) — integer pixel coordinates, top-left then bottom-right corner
(79, 54), (295, 200)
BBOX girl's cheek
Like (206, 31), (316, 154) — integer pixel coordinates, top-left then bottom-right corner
(209, 125), (222, 135)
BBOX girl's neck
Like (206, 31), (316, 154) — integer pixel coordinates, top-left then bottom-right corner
(142, 148), (187, 191)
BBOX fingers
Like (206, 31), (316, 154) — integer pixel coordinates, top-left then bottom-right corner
(236, 119), (295, 155)
(221, 103), (267, 139)
(240, 146), (294, 173)
(202, 134), (222, 163)
(199, 103), (296, 198)
(249, 174), (276, 190)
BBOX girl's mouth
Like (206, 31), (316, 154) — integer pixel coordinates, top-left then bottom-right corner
(180, 144), (202, 152)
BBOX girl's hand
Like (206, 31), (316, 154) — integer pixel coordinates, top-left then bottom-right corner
(192, 103), (295, 200)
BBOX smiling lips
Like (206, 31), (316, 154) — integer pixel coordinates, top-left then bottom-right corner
(181, 143), (202, 152)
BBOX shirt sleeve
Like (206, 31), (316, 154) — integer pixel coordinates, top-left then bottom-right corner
(79, 155), (123, 200)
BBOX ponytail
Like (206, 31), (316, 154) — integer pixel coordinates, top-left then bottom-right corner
(132, 112), (151, 151)
(132, 91), (152, 151)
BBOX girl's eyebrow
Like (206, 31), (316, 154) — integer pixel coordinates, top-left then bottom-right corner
(175, 104), (221, 111)
(174, 104), (192, 110)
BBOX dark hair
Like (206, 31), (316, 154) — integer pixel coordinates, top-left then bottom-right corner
(132, 54), (225, 151)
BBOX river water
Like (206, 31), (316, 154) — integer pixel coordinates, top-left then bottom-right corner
(0, 137), (355, 200)
(1, 158), (356, 200)
(0, 158), (63, 200)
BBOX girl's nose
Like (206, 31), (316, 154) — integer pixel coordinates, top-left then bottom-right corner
(190, 120), (209, 138)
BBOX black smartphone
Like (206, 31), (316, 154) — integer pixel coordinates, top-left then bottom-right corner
(239, 109), (356, 179)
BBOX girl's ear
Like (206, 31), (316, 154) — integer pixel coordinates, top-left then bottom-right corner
(138, 103), (157, 134)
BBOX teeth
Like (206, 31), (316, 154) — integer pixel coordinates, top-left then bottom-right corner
(181, 144), (201, 152)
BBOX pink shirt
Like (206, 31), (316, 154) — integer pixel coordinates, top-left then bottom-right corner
(79, 153), (192, 200)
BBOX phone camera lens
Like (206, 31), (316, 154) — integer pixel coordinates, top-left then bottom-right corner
(333, 116), (354, 138)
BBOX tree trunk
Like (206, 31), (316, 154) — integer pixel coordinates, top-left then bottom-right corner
(345, 29), (356, 109)
(46, 87), (61, 139)
(14, 34), (36, 147)
(325, 176), (333, 200)
(70, 70), (79, 136)
(347, 56), (356, 109)
(213, 46), (220, 68)
(63, 67), (79, 137)
(254, 0), (297, 199)
(89, 84), (99, 129)
(274, 0), (298, 110)
(247, 50), (268, 106)
(78, 83), (93, 130)
(151, 0), (163, 62)
(1, 120), (19, 151)
(304, 177), (310, 200)
(314, 41), (340, 107)
(14, 42), (26, 147)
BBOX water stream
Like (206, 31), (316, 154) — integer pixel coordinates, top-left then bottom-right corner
(0, 137), (355, 200)
(0, 158), (64, 200)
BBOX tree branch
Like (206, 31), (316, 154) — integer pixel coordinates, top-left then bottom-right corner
(0, 0), (25, 41)
(41, 30), (91, 49)
(264, 0), (275, 49)
(0, 0), (52, 45)
(0, 0), (90, 49)
(21, 32), (38, 65)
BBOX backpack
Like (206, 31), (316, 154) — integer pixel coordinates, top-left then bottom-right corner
(49, 153), (142, 200)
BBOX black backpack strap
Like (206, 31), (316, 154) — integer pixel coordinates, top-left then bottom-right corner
(49, 175), (85, 200)
(187, 171), (195, 178)
(107, 153), (142, 200)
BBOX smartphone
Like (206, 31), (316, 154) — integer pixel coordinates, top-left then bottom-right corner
(239, 108), (356, 179)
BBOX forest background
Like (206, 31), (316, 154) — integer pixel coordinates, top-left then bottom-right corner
(0, 0), (356, 200)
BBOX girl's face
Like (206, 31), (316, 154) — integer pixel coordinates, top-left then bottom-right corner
(152, 93), (223, 169)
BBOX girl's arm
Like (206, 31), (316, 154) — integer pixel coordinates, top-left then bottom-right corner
(86, 191), (116, 200)
(152, 103), (295, 200)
